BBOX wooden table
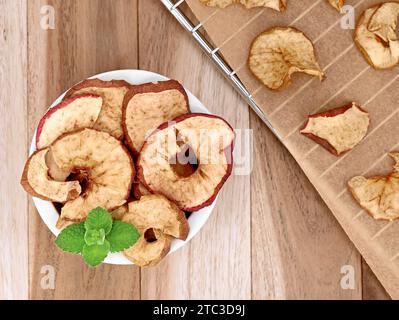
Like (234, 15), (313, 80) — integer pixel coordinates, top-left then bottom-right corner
(0, 0), (391, 299)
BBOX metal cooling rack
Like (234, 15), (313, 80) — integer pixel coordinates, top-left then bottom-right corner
(160, 0), (282, 141)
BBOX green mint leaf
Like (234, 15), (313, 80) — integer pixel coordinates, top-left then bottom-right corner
(82, 240), (110, 267)
(55, 223), (86, 253)
(106, 221), (140, 253)
(84, 228), (105, 246)
(84, 207), (113, 235)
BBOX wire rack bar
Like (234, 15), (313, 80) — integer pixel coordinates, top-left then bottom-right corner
(160, 0), (282, 141)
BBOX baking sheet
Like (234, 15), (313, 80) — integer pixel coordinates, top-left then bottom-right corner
(185, 0), (399, 298)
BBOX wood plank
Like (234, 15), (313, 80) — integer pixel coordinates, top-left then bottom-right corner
(0, 0), (28, 300)
(27, 0), (140, 299)
(250, 111), (362, 299)
(362, 259), (390, 300)
(139, 0), (251, 300)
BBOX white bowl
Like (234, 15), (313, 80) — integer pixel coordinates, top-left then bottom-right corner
(30, 69), (217, 265)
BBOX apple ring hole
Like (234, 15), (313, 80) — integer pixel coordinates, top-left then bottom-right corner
(52, 168), (93, 214)
(144, 228), (157, 243)
(67, 168), (93, 198)
(170, 144), (199, 178)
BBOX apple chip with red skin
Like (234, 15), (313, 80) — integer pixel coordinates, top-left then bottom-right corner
(36, 94), (102, 149)
(300, 103), (370, 156)
(137, 113), (235, 212)
(125, 229), (171, 267)
(349, 153), (399, 221)
(64, 79), (130, 139)
(49, 128), (134, 226)
(123, 195), (189, 267)
(21, 148), (81, 203)
(200, 0), (286, 11)
(122, 80), (190, 156)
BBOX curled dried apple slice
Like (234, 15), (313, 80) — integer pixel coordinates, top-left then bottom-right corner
(122, 195), (189, 267)
(21, 148), (81, 202)
(200, 0), (286, 10)
(127, 195), (189, 240)
(64, 79), (130, 139)
(50, 129), (134, 224)
(36, 94), (103, 149)
(122, 80), (189, 156)
(300, 103), (370, 156)
(124, 229), (171, 267)
(355, 3), (399, 69)
(137, 113), (235, 212)
(248, 27), (325, 90)
(348, 153), (399, 220)
(328, 0), (344, 11)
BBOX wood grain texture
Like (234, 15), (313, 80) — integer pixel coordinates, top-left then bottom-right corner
(0, 0), (28, 300)
(250, 111), (362, 299)
(27, 0), (140, 299)
(138, 0), (251, 300)
(362, 260), (390, 300)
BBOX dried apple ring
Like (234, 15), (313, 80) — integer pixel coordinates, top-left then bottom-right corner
(355, 3), (399, 69)
(123, 195), (189, 267)
(137, 113), (235, 212)
(21, 148), (81, 203)
(49, 128), (134, 224)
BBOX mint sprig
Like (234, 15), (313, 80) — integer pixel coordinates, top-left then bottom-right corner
(55, 207), (140, 267)
(107, 221), (140, 252)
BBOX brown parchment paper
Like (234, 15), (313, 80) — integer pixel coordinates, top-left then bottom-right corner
(185, 0), (399, 298)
